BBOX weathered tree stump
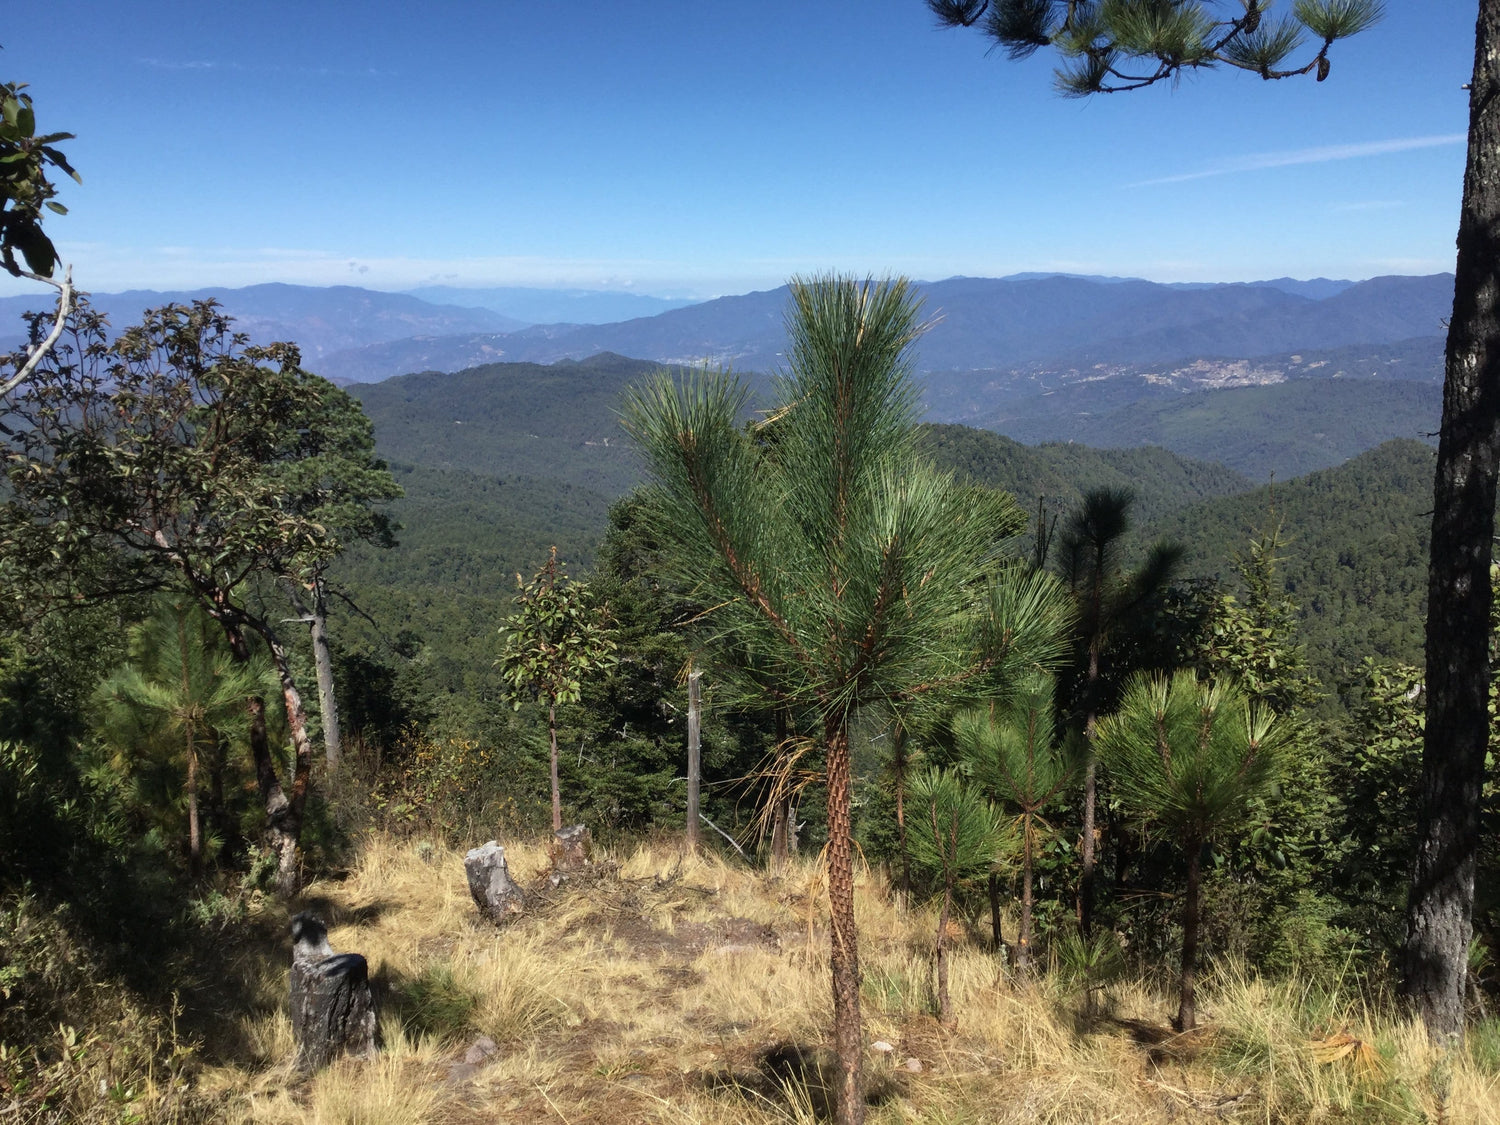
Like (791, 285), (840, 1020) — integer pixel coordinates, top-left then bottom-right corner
(288, 913), (377, 1072)
(552, 824), (593, 874)
(465, 841), (526, 924)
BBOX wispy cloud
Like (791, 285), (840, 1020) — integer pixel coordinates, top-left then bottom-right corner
(137, 57), (391, 78)
(1331, 199), (1406, 213)
(139, 57), (224, 70)
(1130, 134), (1465, 187)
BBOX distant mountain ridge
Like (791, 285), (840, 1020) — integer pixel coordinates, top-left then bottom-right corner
(402, 285), (700, 325)
(0, 282), (527, 362)
(317, 272), (1451, 386)
(1, 273), (1450, 393)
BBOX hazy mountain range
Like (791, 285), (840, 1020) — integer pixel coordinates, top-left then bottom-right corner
(309, 272), (1449, 384)
(0, 272), (1448, 385)
(0, 273), (1451, 473)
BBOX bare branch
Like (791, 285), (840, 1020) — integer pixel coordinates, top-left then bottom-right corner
(0, 264), (73, 401)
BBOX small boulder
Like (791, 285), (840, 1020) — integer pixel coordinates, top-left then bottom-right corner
(464, 1035), (498, 1066)
(465, 841), (526, 924)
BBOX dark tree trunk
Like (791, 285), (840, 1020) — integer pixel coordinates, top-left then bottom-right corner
(1178, 837), (1203, 1032)
(549, 701), (562, 833)
(686, 670), (701, 852)
(1079, 640), (1101, 935)
(1405, 0), (1500, 1044)
(824, 720), (864, 1125)
(258, 623), (316, 898)
(987, 872), (1004, 953)
(771, 799), (789, 868)
(935, 887), (953, 1026)
(1018, 817), (1035, 972)
(244, 693), (298, 889)
(212, 608), (305, 896)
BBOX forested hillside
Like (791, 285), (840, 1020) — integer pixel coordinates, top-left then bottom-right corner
(987, 377), (1440, 481)
(919, 423), (1252, 524)
(348, 352), (668, 494)
(1148, 439), (1435, 693)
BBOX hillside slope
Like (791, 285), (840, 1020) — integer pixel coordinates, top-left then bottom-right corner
(1147, 439), (1436, 690)
(349, 352), (662, 495)
(990, 378), (1440, 481)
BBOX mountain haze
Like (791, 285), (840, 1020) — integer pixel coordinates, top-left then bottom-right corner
(311, 273), (1452, 388)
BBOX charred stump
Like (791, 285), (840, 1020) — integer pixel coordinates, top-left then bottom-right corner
(289, 913), (377, 1072)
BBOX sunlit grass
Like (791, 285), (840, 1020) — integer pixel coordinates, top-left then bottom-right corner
(61, 833), (1500, 1123)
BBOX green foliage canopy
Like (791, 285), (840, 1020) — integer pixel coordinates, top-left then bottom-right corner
(0, 80), (77, 278)
(498, 548), (618, 713)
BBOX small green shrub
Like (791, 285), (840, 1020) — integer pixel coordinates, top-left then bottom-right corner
(399, 963), (478, 1044)
(1469, 1018), (1500, 1075)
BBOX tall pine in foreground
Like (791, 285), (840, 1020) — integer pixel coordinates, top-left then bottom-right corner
(624, 275), (1067, 1125)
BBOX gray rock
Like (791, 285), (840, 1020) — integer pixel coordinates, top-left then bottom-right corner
(288, 913), (377, 1073)
(464, 1035), (498, 1065)
(465, 841), (526, 924)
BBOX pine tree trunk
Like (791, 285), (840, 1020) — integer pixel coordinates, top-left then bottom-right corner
(1178, 838), (1203, 1032)
(1405, 0), (1500, 1044)
(935, 887), (953, 1026)
(771, 709), (789, 869)
(1079, 759), (1097, 933)
(1019, 819), (1035, 972)
(686, 671), (701, 852)
(988, 872), (1004, 953)
(549, 701), (562, 833)
(186, 725), (201, 876)
(824, 720), (864, 1125)
(1080, 644), (1101, 936)
(176, 612), (202, 876)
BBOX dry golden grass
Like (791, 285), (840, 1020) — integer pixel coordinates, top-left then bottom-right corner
(185, 835), (1500, 1124)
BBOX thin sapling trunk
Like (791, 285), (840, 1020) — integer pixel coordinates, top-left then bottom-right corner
(550, 700), (562, 833)
(1178, 837), (1204, 1032)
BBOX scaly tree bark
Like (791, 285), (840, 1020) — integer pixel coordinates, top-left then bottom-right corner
(1405, 0), (1500, 1042)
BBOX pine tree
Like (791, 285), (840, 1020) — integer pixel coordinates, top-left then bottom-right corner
(922, 0), (1500, 1044)
(623, 274), (1068, 1124)
(1096, 670), (1293, 1030)
(955, 669), (1079, 971)
(1054, 487), (1182, 935)
(94, 598), (266, 874)
(906, 765), (1013, 1022)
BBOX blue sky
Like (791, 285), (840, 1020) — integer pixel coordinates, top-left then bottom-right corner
(0, 2), (1475, 298)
